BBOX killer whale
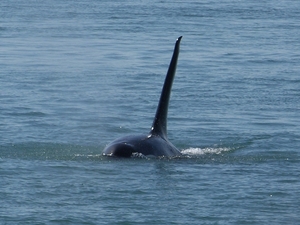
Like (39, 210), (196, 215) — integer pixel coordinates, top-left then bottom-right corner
(103, 36), (183, 157)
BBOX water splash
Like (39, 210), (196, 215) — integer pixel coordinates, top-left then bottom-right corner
(181, 147), (232, 156)
(131, 152), (150, 159)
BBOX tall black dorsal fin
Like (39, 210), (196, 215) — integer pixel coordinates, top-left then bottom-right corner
(150, 36), (182, 139)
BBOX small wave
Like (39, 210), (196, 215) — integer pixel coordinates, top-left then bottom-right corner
(74, 154), (103, 158)
(181, 147), (232, 156)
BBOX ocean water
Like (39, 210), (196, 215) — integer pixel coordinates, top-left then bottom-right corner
(1, 0), (300, 224)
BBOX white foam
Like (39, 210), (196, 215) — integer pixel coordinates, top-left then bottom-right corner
(181, 147), (231, 156)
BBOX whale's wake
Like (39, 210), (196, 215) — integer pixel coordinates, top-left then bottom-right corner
(181, 147), (232, 156)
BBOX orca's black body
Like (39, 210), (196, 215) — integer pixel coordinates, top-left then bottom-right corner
(103, 36), (183, 157)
